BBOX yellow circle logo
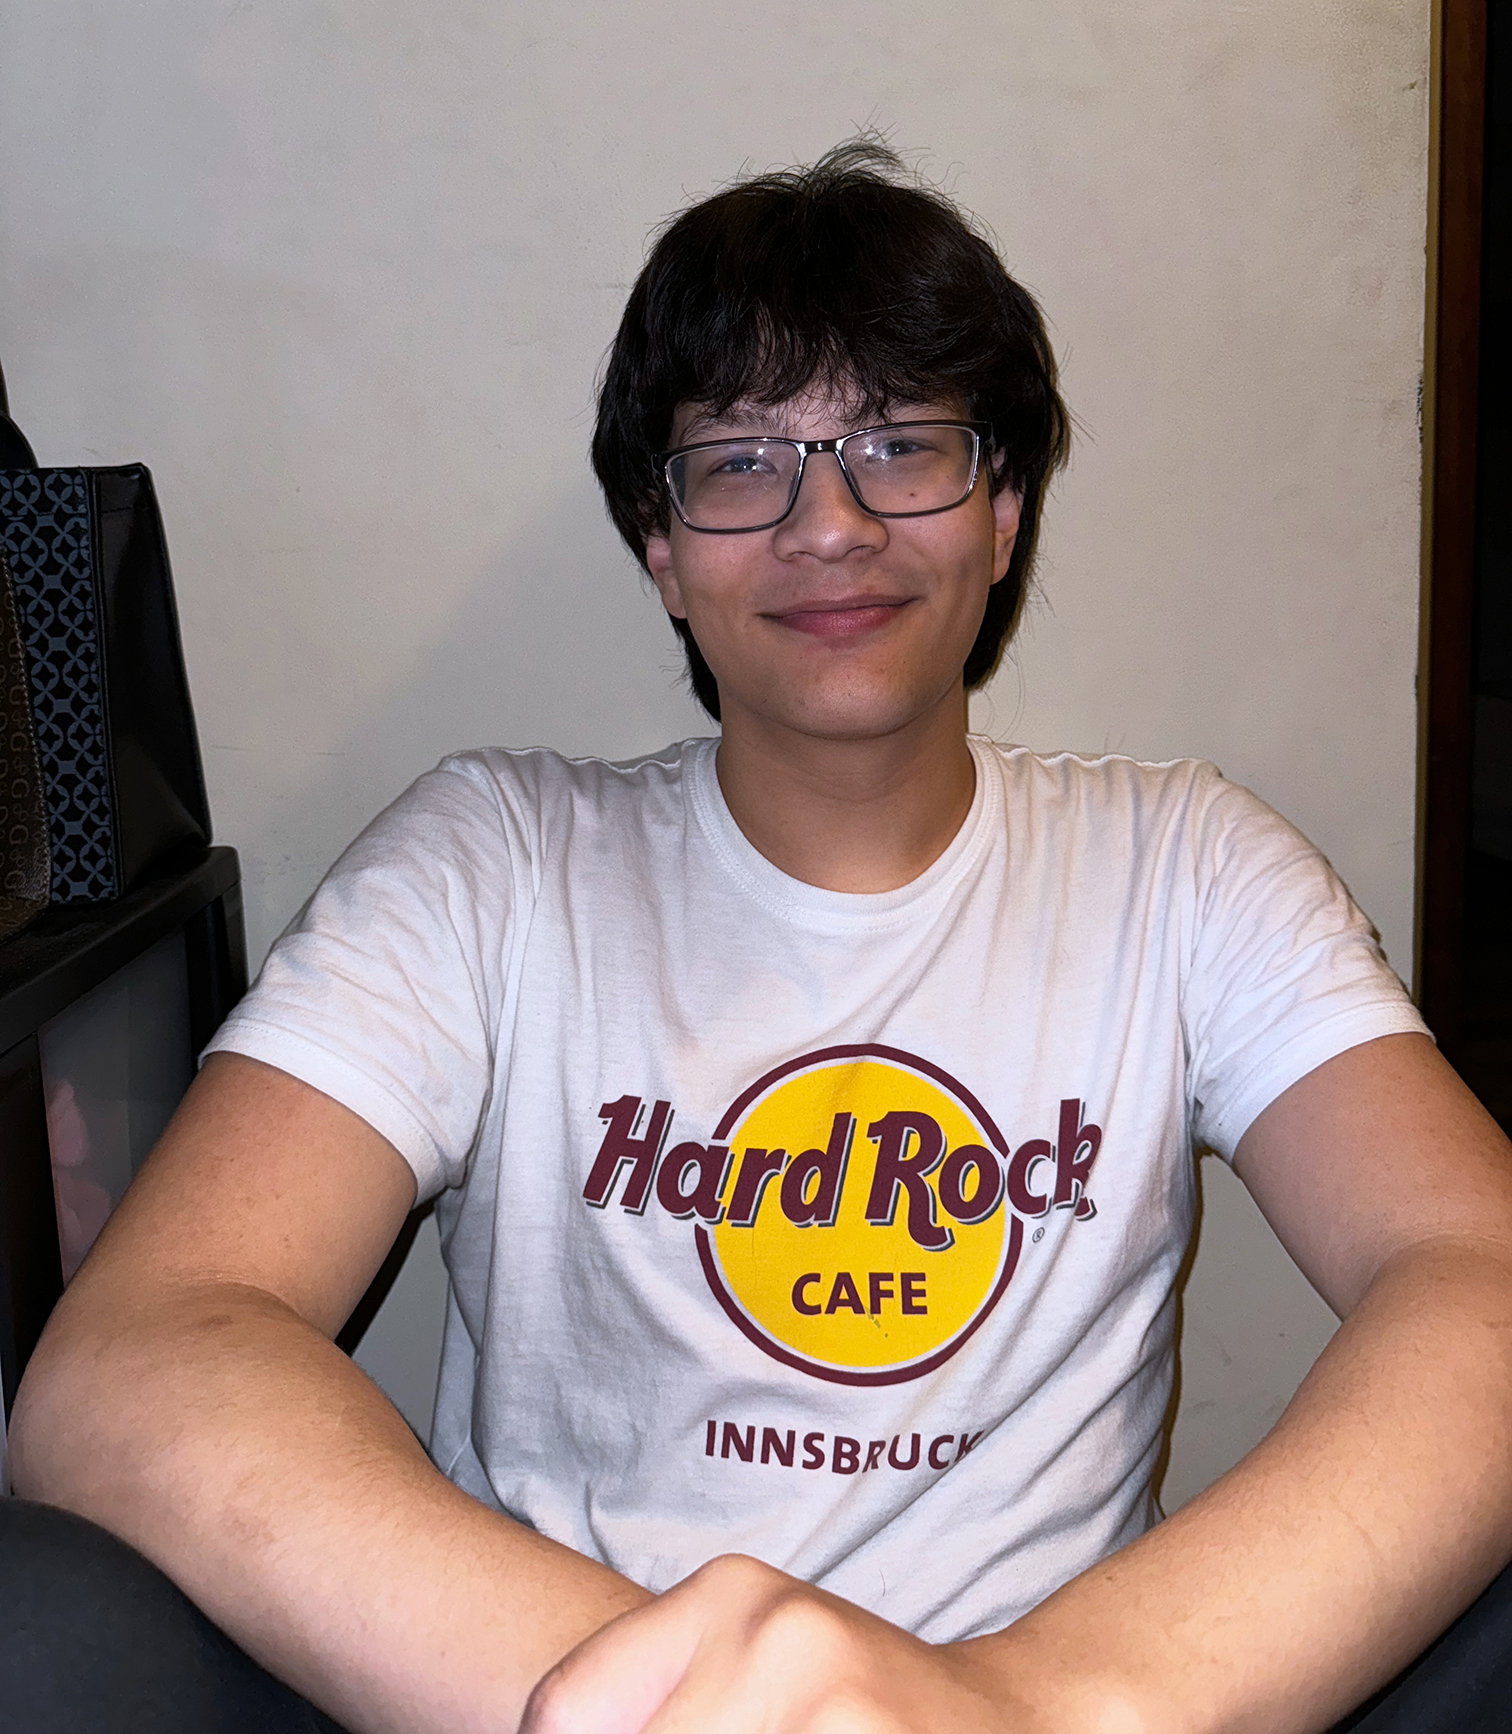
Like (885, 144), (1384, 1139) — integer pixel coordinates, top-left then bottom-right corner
(698, 1045), (1022, 1385)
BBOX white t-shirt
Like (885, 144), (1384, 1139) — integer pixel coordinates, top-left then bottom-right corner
(208, 735), (1425, 1640)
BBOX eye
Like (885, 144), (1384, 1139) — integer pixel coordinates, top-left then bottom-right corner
(709, 450), (776, 477)
(854, 428), (953, 469)
(681, 442), (790, 487)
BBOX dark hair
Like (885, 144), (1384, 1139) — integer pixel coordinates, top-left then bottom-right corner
(591, 139), (1071, 720)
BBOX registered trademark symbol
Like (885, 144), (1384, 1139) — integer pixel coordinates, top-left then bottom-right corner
(1032, 1227), (1045, 1243)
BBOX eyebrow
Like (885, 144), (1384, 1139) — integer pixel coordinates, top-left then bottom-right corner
(677, 406), (793, 442)
(675, 398), (952, 445)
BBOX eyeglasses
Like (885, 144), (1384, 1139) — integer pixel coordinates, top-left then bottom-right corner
(657, 420), (992, 534)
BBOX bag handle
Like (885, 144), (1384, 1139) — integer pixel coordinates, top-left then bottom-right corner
(0, 360), (40, 468)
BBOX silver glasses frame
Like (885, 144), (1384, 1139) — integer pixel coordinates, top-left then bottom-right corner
(657, 419), (993, 534)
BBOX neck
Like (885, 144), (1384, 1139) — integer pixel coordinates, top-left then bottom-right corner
(713, 692), (977, 893)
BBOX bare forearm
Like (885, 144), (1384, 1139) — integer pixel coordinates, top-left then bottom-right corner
(10, 1284), (650, 1734)
(959, 1241), (1512, 1733)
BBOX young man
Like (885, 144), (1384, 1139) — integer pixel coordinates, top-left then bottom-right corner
(7, 144), (1512, 1734)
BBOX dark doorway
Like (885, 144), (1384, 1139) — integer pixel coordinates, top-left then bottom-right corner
(1422, 0), (1512, 1131)
(1464, 1), (1512, 1126)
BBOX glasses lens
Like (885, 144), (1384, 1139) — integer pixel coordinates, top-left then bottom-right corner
(668, 440), (802, 530)
(842, 424), (978, 515)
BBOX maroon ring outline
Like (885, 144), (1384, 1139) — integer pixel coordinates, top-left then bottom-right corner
(699, 1044), (1021, 1386)
(711, 1043), (1010, 1152)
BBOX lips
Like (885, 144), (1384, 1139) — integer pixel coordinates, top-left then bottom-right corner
(768, 597), (913, 638)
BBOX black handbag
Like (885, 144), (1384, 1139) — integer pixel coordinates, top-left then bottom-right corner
(0, 362), (211, 940)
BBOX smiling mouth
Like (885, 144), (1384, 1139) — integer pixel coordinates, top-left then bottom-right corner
(768, 598), (913, 638)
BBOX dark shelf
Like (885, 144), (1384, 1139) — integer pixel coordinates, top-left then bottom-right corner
(0, 847), (243, 1056)
(0, 846), (247, 1413)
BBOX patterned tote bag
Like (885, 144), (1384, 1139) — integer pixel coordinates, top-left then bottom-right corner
(0, 365), (210, 940)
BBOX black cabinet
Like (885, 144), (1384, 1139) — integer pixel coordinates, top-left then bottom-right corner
(0, 847), (246, 1420)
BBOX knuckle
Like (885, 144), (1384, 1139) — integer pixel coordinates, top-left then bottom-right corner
(520, 1666), (586, 1734)
(817, 1694), (893, 1734)
(696, 1550), (781, 1600)
(752, 1588), (851, 1663)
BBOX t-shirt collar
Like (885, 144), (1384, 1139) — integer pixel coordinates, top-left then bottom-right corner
(686, 734), (1000, 933)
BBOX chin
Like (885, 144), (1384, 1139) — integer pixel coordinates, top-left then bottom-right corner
(760, 682), (952, 743)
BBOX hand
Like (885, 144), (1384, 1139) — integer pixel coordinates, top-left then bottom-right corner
(44, 1078), (112, 1281)
(519, 1553), (1019, 1734)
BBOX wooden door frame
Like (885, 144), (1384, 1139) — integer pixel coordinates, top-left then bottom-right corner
(1418, 0), (1489, 1049)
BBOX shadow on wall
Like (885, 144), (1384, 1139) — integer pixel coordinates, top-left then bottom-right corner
(337, 1204), (433, 1358)
(1159, 1153), (1338, 1511)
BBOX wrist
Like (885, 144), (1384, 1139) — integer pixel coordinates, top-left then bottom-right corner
(941, 1628), (1164, 1734)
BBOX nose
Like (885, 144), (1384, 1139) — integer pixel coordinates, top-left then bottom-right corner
(772, 450), (888, 561)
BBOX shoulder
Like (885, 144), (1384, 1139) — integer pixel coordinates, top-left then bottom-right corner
(983, 740), (1215, 792)
(977, 738), (1231, 848)
(976, 741), (1351, 944)
(979, 739), (1305, 844)
(365, 738), (712, 856)
(432, 738), (710, 815)
(278, 740), (710, 933)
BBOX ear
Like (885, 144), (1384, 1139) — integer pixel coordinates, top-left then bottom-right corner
(644, 531), (688, 619)
(990, 486), (1022, 586)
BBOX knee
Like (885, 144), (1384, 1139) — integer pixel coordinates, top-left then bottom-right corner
(0, 1499), (251, 1729)
(0, 1497), (199, 1638)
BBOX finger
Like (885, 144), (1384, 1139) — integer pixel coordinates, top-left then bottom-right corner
(635, 1577), (933, 1734)
(521, 1592), (704, 1734)
(636, 1591), (840, 1734)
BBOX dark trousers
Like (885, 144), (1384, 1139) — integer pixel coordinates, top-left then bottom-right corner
(0, 1499), (346, 1733)
(3, 1497), (1511, 1733)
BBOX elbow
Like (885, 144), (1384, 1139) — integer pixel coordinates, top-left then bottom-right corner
(5, 1292), (184, 1511)
(7, 1319), (109, 1506)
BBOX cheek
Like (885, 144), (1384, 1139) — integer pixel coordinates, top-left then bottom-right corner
(666, 545), (752, 624)
(653, 532), (739, 623)
(914, 518), (998, 605)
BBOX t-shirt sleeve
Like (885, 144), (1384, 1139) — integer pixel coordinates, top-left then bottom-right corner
(1183, 772), (1428, 1160)
(205, 754), (517, 1200)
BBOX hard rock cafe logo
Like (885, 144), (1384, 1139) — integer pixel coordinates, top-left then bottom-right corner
(581, 1046), (1101, 1386)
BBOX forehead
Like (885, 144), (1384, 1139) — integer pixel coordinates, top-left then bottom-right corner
(671, 387), (964, 447)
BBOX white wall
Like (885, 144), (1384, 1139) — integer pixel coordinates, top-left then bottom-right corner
(1, 2), (1428, 1507)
